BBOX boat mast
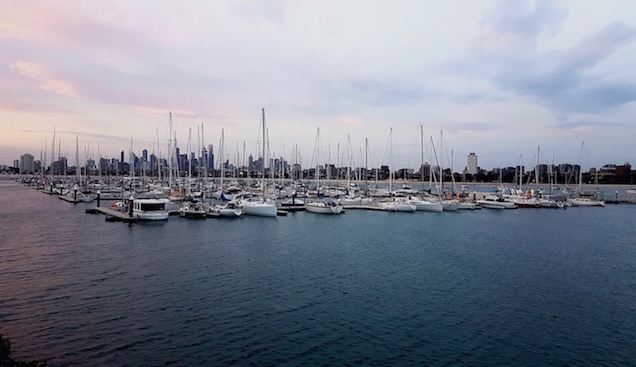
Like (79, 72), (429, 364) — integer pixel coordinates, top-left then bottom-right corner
(430, 136), (442, 200)
(535, 146), (540, 188)
(76, 136), (80, 186)
(346, 135), (352, 190)
(220, 128), (224, 193)
(261, 108), (266, 200)
(439, 131), (443, 195)
(365, 138), (368, 196)
(420, 125), (424, 190)
(388, 128), (393, 193)
(315, 127), (321, 197)
(187, 128), (192, 196)
(578, 142), (584, 193)
(51, 127), (55, 176)
(550, 152), (555, 194)
(168, 112), (173, 189)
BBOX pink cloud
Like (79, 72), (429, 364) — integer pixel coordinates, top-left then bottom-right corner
(11, 61), (78, 97)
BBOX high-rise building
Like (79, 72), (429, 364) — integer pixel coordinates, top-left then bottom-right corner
(20, 153), (34, 174)
(208, 144), (214, 171)
(467, 153), (478, 175)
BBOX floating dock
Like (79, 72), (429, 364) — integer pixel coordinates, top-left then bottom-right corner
(605, 194), (636, 204)
(58, 196), (79, 204)
(86, 206), (138, 222)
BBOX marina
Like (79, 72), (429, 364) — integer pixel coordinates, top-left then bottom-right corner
(1, 176), (634, 366)
(3, 2), (636, 365)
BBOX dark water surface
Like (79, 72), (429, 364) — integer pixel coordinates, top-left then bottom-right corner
(1, 179), (635, 366)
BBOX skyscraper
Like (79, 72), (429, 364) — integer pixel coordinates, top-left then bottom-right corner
(20, 153), (34, 174)
(208, 144), (214, 171)
(467, 153), (478, 175)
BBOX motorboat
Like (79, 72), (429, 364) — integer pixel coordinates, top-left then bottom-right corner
(133, 198), (170, 220)
(179, 201), (207, 219)
(476, 196), (517, 209)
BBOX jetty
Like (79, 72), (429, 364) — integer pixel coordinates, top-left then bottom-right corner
(605, 193), (636, 204)
(58, 196), (79, 204)
(86, 206), (138, 222)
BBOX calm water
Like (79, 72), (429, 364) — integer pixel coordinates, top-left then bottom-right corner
(1, 178), (635, 366)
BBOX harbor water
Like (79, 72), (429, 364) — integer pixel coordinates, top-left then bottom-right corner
(1, 178), (635, 366)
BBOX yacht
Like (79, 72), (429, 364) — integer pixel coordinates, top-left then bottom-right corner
(405, 197), (443, 212)
(305, 201), (343, 214)
(208, 202), (243, 218)
(133, 198), (170, 220)
(476, 196), (517, 209)
(237, 198), (278, 217)
(179, 201), (207, 219)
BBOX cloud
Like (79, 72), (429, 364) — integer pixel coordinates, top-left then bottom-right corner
(11, 61), (78, 97)
(470, 0), (636, 115)
(549, 120), (628, 131)
(230, 0), (286, 25)
(442, 120), (501, 134)
(15, 128), (131, 142)
(339, 116), (362, 126)
(314, 75), (435, 108)
(479, 0), (568, 40)
(0, 98), (71, 114)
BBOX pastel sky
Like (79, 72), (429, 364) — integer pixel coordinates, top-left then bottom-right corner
(1, 0), (635, 170)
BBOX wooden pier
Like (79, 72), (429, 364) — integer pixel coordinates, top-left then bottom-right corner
(86, 206), (138, 222)
(58, 196), (79, 204)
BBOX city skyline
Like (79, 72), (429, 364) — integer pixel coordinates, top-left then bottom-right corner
(8, 144), (630, 179)
(1, 1), (636, 169)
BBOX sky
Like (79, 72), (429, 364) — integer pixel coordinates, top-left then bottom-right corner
(1, 0), (635, 171)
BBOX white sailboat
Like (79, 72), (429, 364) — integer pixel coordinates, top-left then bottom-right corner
(304, 127), (344, 214)
(240, 108), (278, 217)
(476, 195), (518, 209)
(568, 142), (605, 207)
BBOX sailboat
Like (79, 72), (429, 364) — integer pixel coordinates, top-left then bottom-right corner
(208, 128), (243, 218)
(567, 142), (605, 207)
(239, 108), (278, 217)
(428, 134), (458, 211)
(304, 127), (344, 214)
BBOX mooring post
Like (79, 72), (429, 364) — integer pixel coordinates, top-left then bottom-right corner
(129, 195), (134, 217)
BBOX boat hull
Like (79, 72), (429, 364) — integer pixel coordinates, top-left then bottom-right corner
(135, 210), (169, 220)
(180, 210), (206, 219)
(569, 198), (605, 207)
(305, 203), (343, 214)
(410, 200), (443, 212)
(218, 208), (243, 217)
(242, 202), (278, 217)
(476, 200), (517, 209)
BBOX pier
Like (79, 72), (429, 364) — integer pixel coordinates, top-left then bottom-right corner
(86, 206), (138, 222)
(58, 195), (79, 204)
(605, 193), (636, 204)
